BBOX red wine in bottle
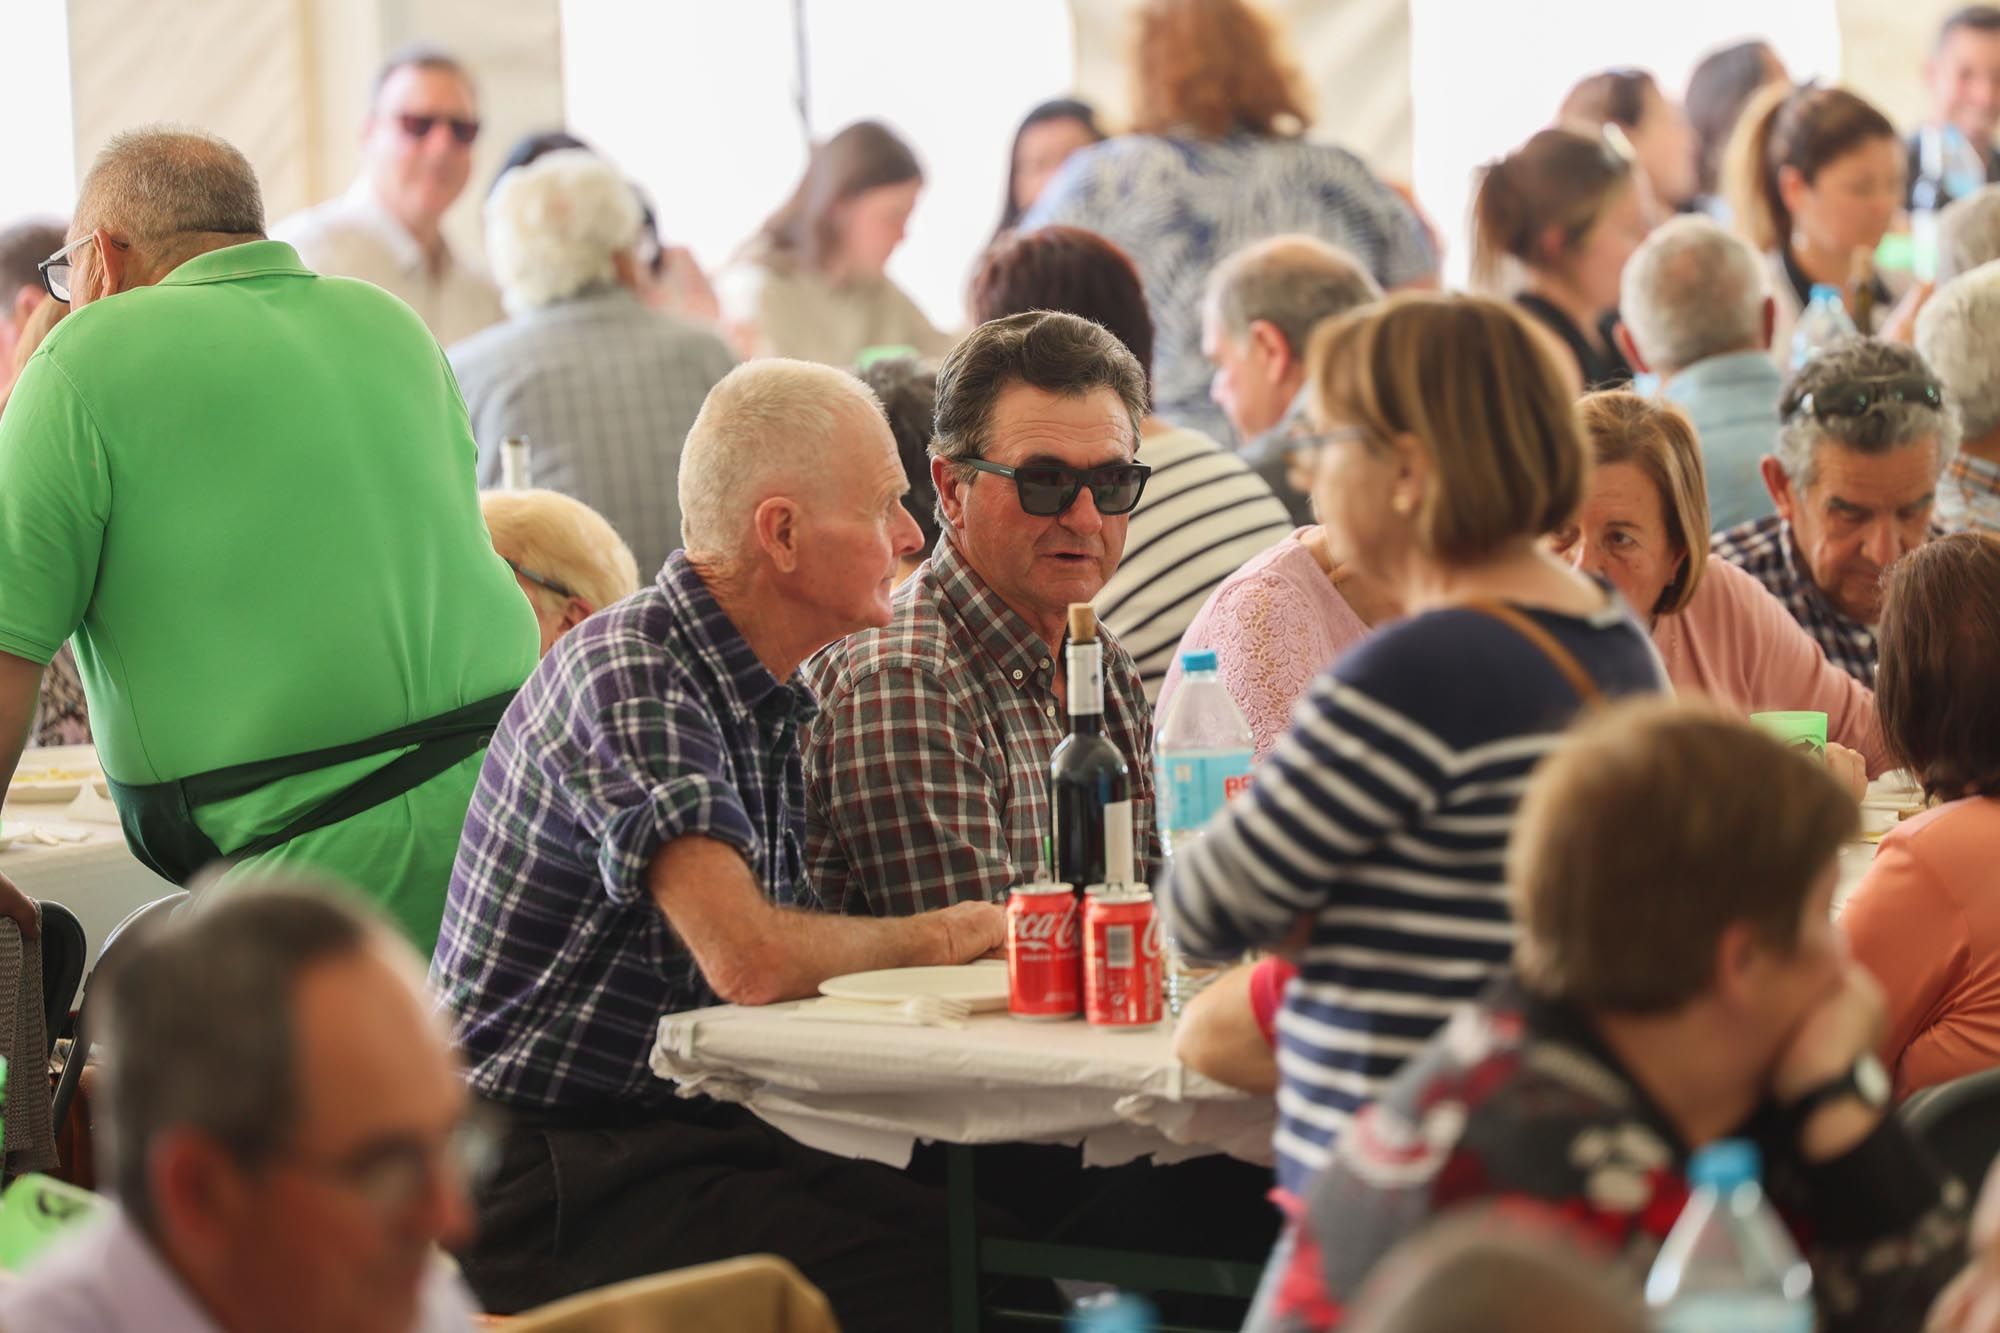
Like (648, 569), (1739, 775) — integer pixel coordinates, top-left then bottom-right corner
(1050, 604), (1134, 901)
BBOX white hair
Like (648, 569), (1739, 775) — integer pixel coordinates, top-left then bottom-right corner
(1937, 185), (2000, 285)
(484, 149), (640, 313)
(679, 359), (886, 564)
(1918, 258), (2000, 443)
(1619, 215), (1767, 375)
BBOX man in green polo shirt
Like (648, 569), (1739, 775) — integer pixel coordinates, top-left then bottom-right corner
(0, 127), (537, 953)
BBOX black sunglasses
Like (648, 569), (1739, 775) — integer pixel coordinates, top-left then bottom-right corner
(507, 559), (578, 602)
(398, 113), (480, 146)
(1782, 376), (1945, 423)
(961, 458), (1151, 517)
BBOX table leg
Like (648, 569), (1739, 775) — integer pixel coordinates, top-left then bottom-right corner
(947, 1143), (982, 1333)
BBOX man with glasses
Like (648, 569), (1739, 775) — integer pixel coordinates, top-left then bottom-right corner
(0, 127), (537, 954)
(1714, 336), (1955, 683)
(1201, 235), (1384, 523)
(0, 883), (483, 1332)
(479, 488), (641, 656)
(275, 45), (503, 346)
(802, 310), (1158, 916)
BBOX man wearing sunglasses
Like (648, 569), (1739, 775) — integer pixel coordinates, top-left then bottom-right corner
(0, 884), (483, 1332)
(803, 309), (1159, 918)
(275, 45), (503, 346)
(1714, 337), (1955, 684)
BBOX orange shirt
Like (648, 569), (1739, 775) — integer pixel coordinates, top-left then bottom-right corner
(1842, 797), (2000, 1100)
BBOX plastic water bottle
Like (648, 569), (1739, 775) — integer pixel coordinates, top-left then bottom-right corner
(1068, 1292), (1156, 1331)
(1645, 1140), (1814, 1332)
(1154, 650), (1255, 1014)
(1790, 285), (1857, 373)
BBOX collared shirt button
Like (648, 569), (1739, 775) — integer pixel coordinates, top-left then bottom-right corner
(1045, 704), (1056, 718)
(1039, 657), (1051, 669)
(1011, 668), (1024, 681)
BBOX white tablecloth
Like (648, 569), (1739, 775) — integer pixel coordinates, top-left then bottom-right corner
(1, 790), (172, 1005)
(651, 993), (1275, 1172)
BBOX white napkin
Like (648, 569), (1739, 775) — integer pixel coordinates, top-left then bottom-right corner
(782, 998), (962, 1029)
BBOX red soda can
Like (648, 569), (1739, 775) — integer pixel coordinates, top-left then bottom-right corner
(1007, 883), (1081, 1020)
(1084, 887), (1164, 1029)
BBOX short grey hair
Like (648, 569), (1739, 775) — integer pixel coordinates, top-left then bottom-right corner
(98, 883), (379, 1235)
(73, 126), (265, 242)
(932, 310), (1147, 530)
(1776, 337), (1959, 489)
(1936, 184), (2000, 284)
(1619, 215), (1767, 375)
(1917, 258), (2000, 442)
(679, 359), (887, 562)
(485, 149), (641, 313)
(1202, 234), (1382, 355)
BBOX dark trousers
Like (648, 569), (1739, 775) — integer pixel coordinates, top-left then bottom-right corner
(462, 1095), (955, 1333)
(462, 1095), (1279, 1332)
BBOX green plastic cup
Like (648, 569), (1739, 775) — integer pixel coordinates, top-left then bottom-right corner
(1751, 710), (1829, 759)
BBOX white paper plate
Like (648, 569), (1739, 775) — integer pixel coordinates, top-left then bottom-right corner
(819, 962), (1011, 1011)
(9, 745), (106, 804)
(6, 776), (107, 804)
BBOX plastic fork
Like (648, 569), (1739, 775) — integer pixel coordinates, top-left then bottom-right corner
(899, 995), (971, 1028)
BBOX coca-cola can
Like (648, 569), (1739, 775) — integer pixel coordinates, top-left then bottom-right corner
(1007, 883), (1081, 1020)
(1084, 887), (1163, 1029)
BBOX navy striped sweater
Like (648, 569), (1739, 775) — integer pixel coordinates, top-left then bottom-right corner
(1160, 599), (1664, 1195)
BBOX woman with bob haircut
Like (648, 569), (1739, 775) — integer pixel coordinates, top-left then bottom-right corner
(1555, 391), (1888, 783)
(1024, 0), (1435, 446)
(719, 120), (954, 367)
(1842, 531), (2000, 1100)
(1160, 293), (1665, 1224)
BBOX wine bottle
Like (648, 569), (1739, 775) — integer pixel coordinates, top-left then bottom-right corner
(1050, 604), (1135, 901)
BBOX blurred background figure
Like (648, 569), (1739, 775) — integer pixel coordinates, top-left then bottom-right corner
(990, 98), (1101, 242)
(453, 147), (736, 577)
(1557, 67), (1698, 214)
(0, 218), (65, 402)
(1937, 183), (2000, 281)
(1473, 127), (1652, 388)
(854, 355), (943, 584)
(1684, 40), (1792, 221)
(276, 45), (503, 345)
(1916, 256), (2000, 533)
(1911, 5), (2000, 207)
(480, 489), (641, 656)
(1024, 0), (1436, 447)
(719, 119), (954, 366)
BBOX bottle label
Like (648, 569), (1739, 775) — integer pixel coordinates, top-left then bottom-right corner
(1104, 799), (1134, 885)
(1156, 750), (1254, 835)
(1067, 642), (1103, 717)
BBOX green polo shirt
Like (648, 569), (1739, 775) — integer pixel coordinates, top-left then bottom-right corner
(0, 240), (537, 951)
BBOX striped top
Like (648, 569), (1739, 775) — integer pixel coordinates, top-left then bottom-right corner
(1094, 426), (1293, 703)
(1159, 597), (1664, 1195)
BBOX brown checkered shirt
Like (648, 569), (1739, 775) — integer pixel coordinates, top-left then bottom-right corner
(802, 537), (1157, 917)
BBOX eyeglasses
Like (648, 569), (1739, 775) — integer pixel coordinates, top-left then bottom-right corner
(275, 1111), (499, 1217)
(1781, 376), (1945, 423)
(507, 559), (579, 602)
(397, 113), (481, 146)
(1282, 424), (1372, 467)
(37, 233), (128, 304)
(961, 458), (1151, 517)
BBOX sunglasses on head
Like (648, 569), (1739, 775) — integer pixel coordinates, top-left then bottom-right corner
(1781, 375), (1944, 423)
(397, 113), (480, 145)
(961, 458), (1151, 517)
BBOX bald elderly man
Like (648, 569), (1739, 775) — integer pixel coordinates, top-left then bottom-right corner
(434, 358), (1003, 1331)
(0, 127), (535, 954)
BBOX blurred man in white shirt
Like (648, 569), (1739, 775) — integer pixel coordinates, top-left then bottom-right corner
(276, 45), (503, 345)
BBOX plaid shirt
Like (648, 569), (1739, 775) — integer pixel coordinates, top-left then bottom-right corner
(1260, 978), (1966, 1333)
(433, 553), (817, 1112)
(1712, 514), (1878, 685)
(1937, 453), (2000, 536)
(802, 537), (1157, 917)
(450, 287), (737, 575)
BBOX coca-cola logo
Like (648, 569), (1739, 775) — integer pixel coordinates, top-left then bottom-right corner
(1013, 904), (1079, 953)
(1139, 914), (1163, 961)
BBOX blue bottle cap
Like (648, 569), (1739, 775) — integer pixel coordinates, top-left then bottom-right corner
(1179, 649), (1220, 673)
(1687, 1138), (1761, 1191)
(1807, 283), (1844, 304)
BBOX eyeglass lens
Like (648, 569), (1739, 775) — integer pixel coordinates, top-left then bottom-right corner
(1013, 466), (1146, 517)
(398, 114), (480, 146)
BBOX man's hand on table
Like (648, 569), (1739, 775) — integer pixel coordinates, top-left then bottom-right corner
(931, 899), (1005, 963)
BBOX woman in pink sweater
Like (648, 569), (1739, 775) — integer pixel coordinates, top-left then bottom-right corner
(1554, 392), (1889, 777)
(1842, 533), (2000, 1100)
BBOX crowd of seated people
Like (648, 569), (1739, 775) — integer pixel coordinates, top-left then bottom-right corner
(8, 2), (2000, 1330)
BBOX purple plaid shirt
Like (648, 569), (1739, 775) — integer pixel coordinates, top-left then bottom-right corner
(803, 537), (1157, 917)
(1712, 514), (1878, 685)
(433, 553), (817, 1111)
